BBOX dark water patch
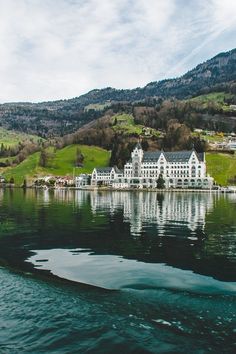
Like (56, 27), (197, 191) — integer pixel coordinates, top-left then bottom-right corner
(0, 267), (235, 353)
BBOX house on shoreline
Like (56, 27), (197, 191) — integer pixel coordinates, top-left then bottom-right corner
(76, 144), (214, 189)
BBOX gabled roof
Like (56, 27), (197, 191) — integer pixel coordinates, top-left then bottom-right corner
(143, 150), (203, 162)
(197, 152), (204, 162)
(165, 150), (204, 162)
(114, 166), (122, 173)
(164, 151), (193, 162)
(94, 166), (122, 174)
(143, 151), (162, 161)
(95, 167), (113, 173)
(134, 142), (142, 150)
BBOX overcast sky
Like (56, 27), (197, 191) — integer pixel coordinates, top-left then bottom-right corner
(0, 0), (236, 103)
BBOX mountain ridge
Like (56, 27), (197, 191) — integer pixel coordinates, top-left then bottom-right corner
(0, 48), (235, 137)
(1, 48), (236, 106)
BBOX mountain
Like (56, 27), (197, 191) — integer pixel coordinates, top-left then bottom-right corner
(0, 48), (236, 137)
(72, 48), (236, 103)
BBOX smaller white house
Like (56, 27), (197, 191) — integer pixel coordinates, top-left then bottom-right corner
(0, 175), (6, 183)
(75, 174), (91, 188)
(91, 167), (123, 186)
(226, 141), (236, 150)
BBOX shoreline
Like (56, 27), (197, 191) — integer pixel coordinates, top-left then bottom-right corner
(0, 185), (235, 193)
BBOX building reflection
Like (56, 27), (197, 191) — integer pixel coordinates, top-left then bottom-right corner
(1, 188), (235, 281)
(23, 189), (215, 238)
(88, 191), (214, 236)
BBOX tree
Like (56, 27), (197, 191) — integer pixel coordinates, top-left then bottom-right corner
(39, 149), (48, 167)
(75, 147), (84, 166)
(9, 177), (15, 184)
(141, 140), (149, 151)
(157, 174), (165, 189)
(22, 179), (27, 189)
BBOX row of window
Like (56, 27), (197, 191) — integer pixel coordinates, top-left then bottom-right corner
(125, 165), (203, 170)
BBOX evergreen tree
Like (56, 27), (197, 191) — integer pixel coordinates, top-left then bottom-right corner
(9, 177), (15, 184)
(22, 179), (27, 189)
(39, 149), (48, 167)
(156, 173), (165, 189)
(75, 147), (84, 166)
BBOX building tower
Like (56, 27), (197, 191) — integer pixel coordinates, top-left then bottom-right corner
(131, 142), (143, 178)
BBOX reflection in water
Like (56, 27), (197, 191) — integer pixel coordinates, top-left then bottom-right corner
(0, 189), (236, 353)
(28, 248), (236, 294)
(39, 189), (215, 234)
(0, 189), (235, 283)
(90, 191), (214, 235)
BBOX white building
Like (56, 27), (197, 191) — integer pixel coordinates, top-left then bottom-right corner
(226, 141), (236, 150)
(75, 174), (91, 188)
(90, 143), (213, 189)
(91, 167), (123, 187)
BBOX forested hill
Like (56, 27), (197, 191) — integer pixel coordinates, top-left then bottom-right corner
(81, 48), (236, 102)
(0, 48), (236, 137)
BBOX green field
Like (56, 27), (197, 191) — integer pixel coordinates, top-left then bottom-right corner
(0, 127), (42, 147)
(112, 113), (161, 137)
(192, 132), (225, 143)
(190, 92), (234, 111)
(84, 102), (111, 111)
(2, 145), (110, 185)
(206, 152), (236, 185)
(3, 152), (40, 185)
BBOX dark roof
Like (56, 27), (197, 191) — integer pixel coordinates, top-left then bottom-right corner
(95, 166), (123, 174)
(197, 152), (204, 162)
(164, 151), (193, 162)
(135, 142), (142, 150)
(114, 166), (122, 173)
(165, 151), (204, 162)
(143, 151), (162, 161)
(95, 167), (113, 173)
(143, 150), (203, 162)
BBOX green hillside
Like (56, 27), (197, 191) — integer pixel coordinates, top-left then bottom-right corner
(190, 92), (234, 111)
(0, 127), (42, 147)
(3, 145), (110, 185)
(206, 152), (236, 185)
(112, 113), (161, 137)
(2, 142), (236, 187)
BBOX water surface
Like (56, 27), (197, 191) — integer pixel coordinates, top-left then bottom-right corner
(0, 189), (235, 353)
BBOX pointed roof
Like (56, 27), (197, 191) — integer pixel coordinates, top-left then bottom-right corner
(164, 151), (193, 162)
(142, 150), (204, 162)
(143, 151), (162, 161)
(95, 167), (113, 173)
(135, 142), (142, 150)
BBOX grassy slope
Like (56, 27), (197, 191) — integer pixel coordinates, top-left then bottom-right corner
(190, 92), (234, 111)
(112, 113), (161, 136)
(0, 127), (42, 147)
(3, 152), (40, 185)
(84, 103), (111, 111)
(206, 152), (236, 185)
(3, 145), (110, 185)
(44, 145), (110, 175)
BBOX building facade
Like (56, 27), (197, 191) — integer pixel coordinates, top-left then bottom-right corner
(90, 143), (214, 189)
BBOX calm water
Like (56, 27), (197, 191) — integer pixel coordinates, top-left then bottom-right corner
(0, 189), (235, 353)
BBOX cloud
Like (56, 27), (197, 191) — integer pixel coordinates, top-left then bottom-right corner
(0, 0), (235, 102)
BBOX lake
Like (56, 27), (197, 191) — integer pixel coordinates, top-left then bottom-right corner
(0, 189), (235, 353)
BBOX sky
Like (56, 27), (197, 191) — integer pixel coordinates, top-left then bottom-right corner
(0, 0), (236, 103)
